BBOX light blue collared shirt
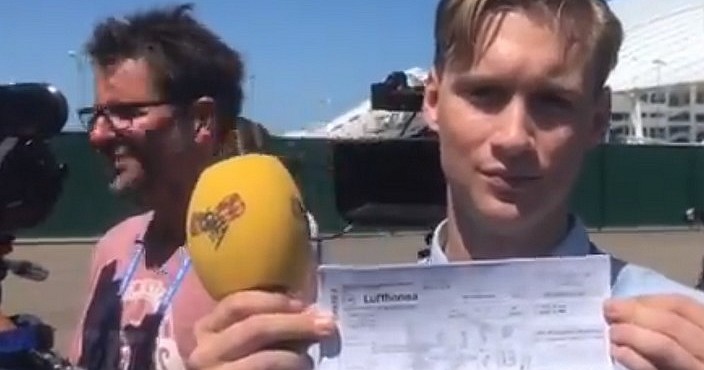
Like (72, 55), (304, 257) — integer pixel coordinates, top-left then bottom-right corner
(421, 216), (704, 301)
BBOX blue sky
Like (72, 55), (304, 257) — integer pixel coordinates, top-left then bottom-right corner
(0, 0), (436, 134)
(0, 0), (621, 134)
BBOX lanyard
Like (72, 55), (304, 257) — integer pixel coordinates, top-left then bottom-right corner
(118, 240), (192, 316)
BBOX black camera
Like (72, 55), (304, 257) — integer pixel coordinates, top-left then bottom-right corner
(0, 83), (75, 370)
(370, 70), (425, 112)
(0, 83), (69, 233)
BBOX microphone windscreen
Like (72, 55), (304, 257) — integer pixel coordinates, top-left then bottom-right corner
(186, 154), (312, 300)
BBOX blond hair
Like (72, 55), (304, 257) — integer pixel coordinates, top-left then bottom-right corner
(433, 0), (623, 89)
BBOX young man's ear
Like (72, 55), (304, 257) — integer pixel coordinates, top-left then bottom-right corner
(191, 96), (216, 144)
(422, 68), (441, 133)
(590, 86), (612, 147)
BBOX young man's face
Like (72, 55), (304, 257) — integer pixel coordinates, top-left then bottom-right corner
(423, 10), (610, 234)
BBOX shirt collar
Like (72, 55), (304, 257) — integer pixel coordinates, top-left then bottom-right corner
(427, 214), (592, 263)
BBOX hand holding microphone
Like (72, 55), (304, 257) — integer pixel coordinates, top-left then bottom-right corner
(184, 154), (336, 370)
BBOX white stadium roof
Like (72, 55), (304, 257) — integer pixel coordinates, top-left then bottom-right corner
(606, 0), (704, 92)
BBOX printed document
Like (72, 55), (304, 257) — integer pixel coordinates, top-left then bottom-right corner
(314, 254), (613, 370)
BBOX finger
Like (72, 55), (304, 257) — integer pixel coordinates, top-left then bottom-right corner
(274, 307), (332, 351)
(196, 291), (305, 335)
(214, 311), (332, 362)
(605, 297), (704, 361)
(610, 322), (701, 370)
(628, 295), (704, 332)
(611, 344), (657, 370)
(191, 311), (334, 365)
(209, 350), (314, 370)
(269, 338), (317, 355)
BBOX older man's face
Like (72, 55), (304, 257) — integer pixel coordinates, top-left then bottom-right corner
(86, 58), (193, 199)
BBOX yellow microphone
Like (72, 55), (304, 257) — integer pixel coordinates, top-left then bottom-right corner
(185, 153), (312, 300)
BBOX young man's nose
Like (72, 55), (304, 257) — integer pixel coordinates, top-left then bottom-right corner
(491, 100), (534, 157)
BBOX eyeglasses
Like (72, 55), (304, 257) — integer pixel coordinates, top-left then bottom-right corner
(77, 100), (173, 132)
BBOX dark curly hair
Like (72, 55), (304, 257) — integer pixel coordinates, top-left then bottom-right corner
(84, 3), (244, 127)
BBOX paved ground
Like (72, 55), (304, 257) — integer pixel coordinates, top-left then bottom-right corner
(1, 229), (703, 356)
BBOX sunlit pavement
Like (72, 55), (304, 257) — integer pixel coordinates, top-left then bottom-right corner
(3, 229), (703, 355)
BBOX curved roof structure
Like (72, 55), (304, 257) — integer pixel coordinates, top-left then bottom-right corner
(606, 0), (704, 92)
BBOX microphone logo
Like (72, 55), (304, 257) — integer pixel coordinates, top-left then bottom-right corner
(189, 192), (246, 250)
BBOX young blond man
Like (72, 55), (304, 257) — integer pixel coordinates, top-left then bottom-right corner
(187, 1), (704, 369)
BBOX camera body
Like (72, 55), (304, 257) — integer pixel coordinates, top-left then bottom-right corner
(0, 83), (73, 370)
(0, 83), (68, 234)
(370, 70), (424, 112)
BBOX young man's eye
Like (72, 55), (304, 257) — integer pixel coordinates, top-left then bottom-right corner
(543, 94), (572, 106)
(466, 86), (508, 106)
(539, 94), (575, 109)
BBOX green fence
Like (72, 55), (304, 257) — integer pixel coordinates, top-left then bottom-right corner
(570, 144), (704, 228)
(15, 133), (704, 239)
(269, 138), (704, 232)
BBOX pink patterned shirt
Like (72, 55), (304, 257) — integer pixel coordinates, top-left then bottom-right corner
(70, 211), (216, 369)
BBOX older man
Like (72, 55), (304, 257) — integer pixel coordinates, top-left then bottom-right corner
(68, 4), (318, 370)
